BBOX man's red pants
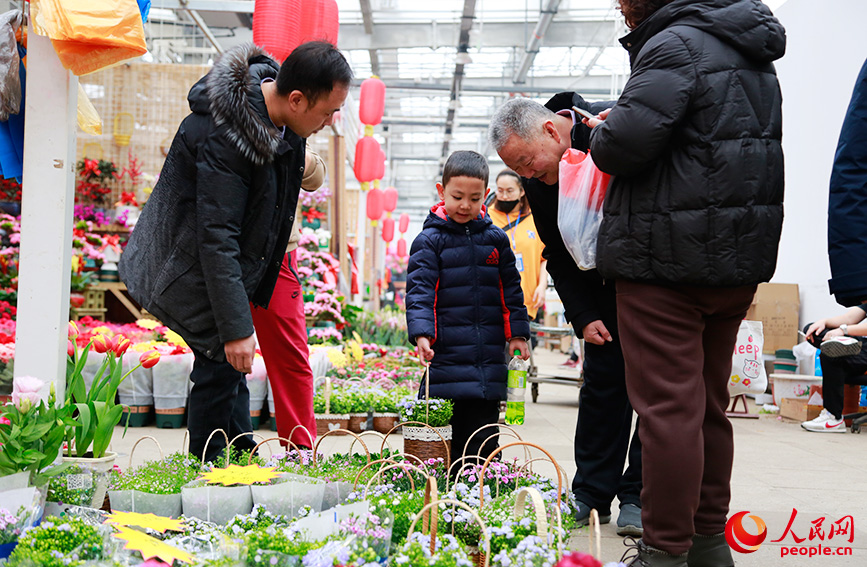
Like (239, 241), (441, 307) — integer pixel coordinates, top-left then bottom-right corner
(251, 249), (316, 448)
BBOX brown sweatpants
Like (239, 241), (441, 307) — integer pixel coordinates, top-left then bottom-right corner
(615, 280), (756, 555)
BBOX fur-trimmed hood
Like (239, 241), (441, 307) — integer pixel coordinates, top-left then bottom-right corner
(188, 43), (282, 165)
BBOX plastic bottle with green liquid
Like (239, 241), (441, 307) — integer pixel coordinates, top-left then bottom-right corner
(506, 349), (528, 425)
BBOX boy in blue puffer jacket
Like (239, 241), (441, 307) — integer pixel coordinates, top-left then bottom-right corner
(406, 150), (531, 468)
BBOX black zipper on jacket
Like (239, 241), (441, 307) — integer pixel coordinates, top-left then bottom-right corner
(466, 224), (485, 397)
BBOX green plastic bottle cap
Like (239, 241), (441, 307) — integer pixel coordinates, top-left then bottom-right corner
(514, 349), (520, 356)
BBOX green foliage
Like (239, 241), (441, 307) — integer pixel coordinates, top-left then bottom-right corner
(313, 389), (350, 415)
(0, 384), (77, 481)
(109, 452), (201, 495)
(343, 388), (375, 414)
(347, 306), (408, 346)
(397, 397), (453, 428)
(5, 516), (104, 567)
(47, 465), (97, 506)
(245, 530), (324, 565)
(69, 271), (95, 292)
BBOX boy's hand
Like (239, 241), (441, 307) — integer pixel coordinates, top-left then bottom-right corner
(416, 336), (435, 365)
(509, 338), (530, 360)
(806, 319), (827, 340)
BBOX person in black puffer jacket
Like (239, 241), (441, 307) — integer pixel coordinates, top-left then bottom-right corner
(119, 42), (352, 463)
(585, 1), (786, 566)
(406, 151), (530, 465)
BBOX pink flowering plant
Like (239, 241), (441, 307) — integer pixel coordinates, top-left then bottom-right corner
(0, 376), (77, 480)
(308, 326), (343, 345)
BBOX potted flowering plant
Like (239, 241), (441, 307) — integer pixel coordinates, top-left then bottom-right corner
(392, 532), (474, 567)
(0, 376), (77, 484)
(313, 385), (350, 436)
(108, 452), (201, 517)
(64, 324), (161, 507)
(372, 390), (401, 434)
(3, 516), (105, 566)
(344, 388), (374, 433)
(398, 396), (453, 466)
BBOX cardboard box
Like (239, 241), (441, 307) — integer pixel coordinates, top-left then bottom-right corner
(779, 398), (822, 422)
(746, 283), (800, 354)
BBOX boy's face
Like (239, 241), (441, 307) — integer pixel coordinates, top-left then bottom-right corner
(436, 176), (489, 224)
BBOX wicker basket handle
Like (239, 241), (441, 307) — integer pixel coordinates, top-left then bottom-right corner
(589, 509), (601, 560)
(287, 425), (315, 449)
(514, 486), (549, 541)
(363, 461), (430, 496)
(248, 437), (302, 465)
(422, 476), (439, 549)
(407, 499), (491, 567)
(201, 428), (230, 466)
(127, 435), (164, 470)
(312, 428), (370, 468)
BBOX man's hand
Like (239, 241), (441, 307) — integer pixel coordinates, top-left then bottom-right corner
(532, 284), (546, 309)
(509, 337), (530, 360)
(582, 108), (611, 129)
(416, 336), (435, 365)
(225, 335), (256, 374)
(583, 320), (613, 345)
(806, 319), (827, 340)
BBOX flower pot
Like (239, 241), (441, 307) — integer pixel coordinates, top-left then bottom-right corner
(61, 451), (117, 509)
(155, 407), (185, 429)
(347, 413), (369, 433)
(152, 352), (192, 427)
(250, 473), (325, 518)
(109, 490), (183, 517)
(315, 414), (349, 436)
(70, 292), (86, 308)
(121, 405), (152, 427)
(0, 540), (17, 560)
(403, 425), (452, 468)
(181, 479), (253, 524)
(373, 413), (400, 434)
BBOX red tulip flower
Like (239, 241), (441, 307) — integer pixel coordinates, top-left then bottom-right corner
(68, 321), (79, 339)
(555, 552), (603, 567)
(92, 334), (110, 354)
(114, 336), (131, 356)
(139, 349), (160, 369)
(67, 340), (75, 357)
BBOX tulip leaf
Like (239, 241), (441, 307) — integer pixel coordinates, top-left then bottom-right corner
(92, 404), (124, 458)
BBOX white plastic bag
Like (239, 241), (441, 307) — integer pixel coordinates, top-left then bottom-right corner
(729, 320), (767, 396)
(557, 148), (612, 270)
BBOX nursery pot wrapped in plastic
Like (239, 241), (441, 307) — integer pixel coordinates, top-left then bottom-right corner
(152, 351), (193, 428)
(250, 472), (325, 518)
(118, 358), (154, 427)
(109, 490), (183, 518)
(181, 479), (253, 525)
(60, 451), (117, 509)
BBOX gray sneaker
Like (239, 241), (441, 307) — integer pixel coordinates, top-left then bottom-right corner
(616, 503), (643, 536)
(820, 336), (862, 358)
(573, 499), (611, 527)
(621, 538), (688, 567)
(688, 533), (734, 567)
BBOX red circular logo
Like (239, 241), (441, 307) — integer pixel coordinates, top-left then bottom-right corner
(725, 511), (768, 553)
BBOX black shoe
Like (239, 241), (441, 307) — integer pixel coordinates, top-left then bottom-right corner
(573, 499), (611, 527)
(621, 538), (688, 567)
(688, 533), (734, 567)
(616, 503), (643, 537)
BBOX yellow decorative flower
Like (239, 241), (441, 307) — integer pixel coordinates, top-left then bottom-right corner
(327, 348), (347, 369)
(164, 329), (187, 347)
(136, 318), (160, 330)
(347, 340), (364, 363)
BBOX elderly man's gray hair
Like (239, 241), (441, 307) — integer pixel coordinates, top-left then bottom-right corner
(488, 98), (557, 151)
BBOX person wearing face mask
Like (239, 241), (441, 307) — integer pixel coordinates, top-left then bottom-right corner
(488, 170), (548, 333)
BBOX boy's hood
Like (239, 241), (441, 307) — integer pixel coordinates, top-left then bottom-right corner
(424, 202), (491, 234)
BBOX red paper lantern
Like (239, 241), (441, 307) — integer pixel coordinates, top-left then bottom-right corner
(299, 0), (339, 46)
(354, 136), (381, 183)
(359, 77), (386, 126)
(382, 216), (395, 243)
(253, 0), (301, 64)
(366, 187), (384, 222)
(398, 213), (410, 233)
(383, 186), (398, 213)
(374, 147), (386, 180)
(397, 237), (407, 258)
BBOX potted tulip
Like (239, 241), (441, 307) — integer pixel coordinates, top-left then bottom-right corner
(64, 324), (161, 508)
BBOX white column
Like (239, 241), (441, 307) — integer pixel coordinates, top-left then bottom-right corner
(14, 23), (78, 400)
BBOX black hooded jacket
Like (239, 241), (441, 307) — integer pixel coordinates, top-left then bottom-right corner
(589, 0), (786, 286)
(119, 44), (305, 360)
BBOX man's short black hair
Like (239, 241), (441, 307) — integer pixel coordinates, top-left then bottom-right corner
(442, 151), (489, 188)
(276, 41), (353, 103)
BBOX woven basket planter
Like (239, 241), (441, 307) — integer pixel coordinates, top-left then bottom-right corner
(347, 413), (369, 433)
(403, 424), (452, 467)
(373, 413), (400, 434)
(315, 414), (349, 436)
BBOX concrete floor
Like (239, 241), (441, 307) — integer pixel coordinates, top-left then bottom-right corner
(109, 347), (867, 566)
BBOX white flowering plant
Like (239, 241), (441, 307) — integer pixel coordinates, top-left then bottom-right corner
(490, 535), (558, 567)
(397, 397), (453, 427)
(4, 516), (105, 567)
(109, 452), (201, 495)
(392, 532), (473, 567)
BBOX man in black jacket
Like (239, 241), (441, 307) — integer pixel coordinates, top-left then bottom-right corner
(119, 42), (352, 462)
(489, 94), (643, 537)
